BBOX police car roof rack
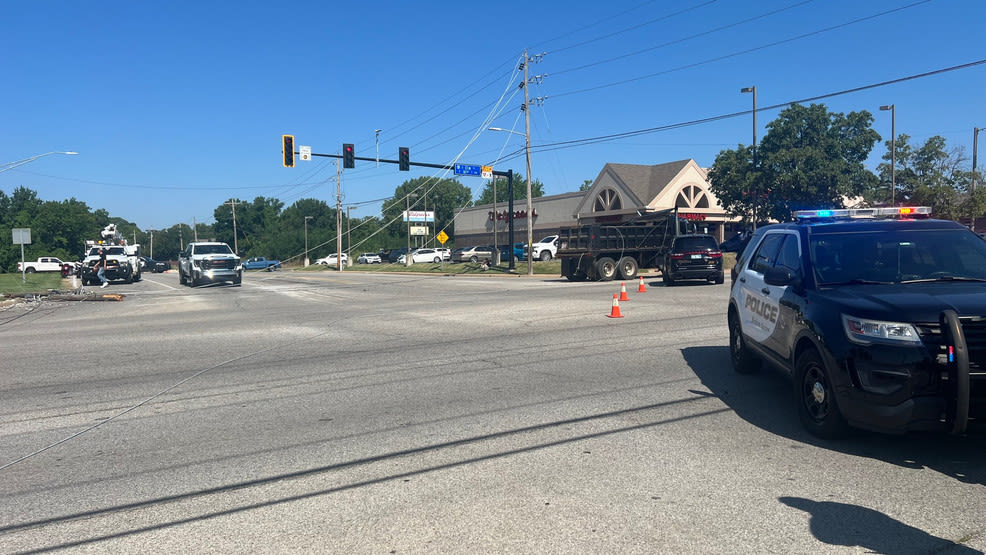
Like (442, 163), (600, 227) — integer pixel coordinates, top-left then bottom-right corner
(793, 206), (931, 221)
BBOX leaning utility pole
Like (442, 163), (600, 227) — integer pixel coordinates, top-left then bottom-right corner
(225, 199), (240, 254)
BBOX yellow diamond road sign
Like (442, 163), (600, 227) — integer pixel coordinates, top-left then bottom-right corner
(436, 231), (449, 244)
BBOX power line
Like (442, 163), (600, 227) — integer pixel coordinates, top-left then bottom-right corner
(548, 0), (933, 100)
(518, 59), (986, 156)
(543, 0), (718, 56)
(549, 0), (812, 77)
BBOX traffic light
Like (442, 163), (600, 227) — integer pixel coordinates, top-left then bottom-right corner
(399, 147), (409, 171)
(282, 135), (295, 168)
(343, 143), (354, 168)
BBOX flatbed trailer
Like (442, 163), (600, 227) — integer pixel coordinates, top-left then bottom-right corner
(557, 208), (691, 281)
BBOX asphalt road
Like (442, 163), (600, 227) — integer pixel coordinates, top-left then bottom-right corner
(1, 270), (984, 554)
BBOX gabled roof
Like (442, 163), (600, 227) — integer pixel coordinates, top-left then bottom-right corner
(575, 159), (696, 216)
(605, 159), (692, 204)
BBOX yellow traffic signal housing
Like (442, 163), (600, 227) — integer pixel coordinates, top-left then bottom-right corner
(282, 135), (295, 167)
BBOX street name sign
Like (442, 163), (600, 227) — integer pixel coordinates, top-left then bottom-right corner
(454, 163), (482, 176)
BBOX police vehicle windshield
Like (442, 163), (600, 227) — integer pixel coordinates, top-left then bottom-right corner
(811, 227), (986, 285)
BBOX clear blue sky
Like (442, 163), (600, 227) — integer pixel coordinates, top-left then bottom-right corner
(2, 0), (983, 232)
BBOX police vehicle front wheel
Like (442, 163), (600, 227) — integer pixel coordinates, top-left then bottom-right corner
(794, 349), (849, 439)
(728, 312), (760, 374)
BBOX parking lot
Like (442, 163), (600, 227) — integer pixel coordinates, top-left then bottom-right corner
(1, 270), (984, 553)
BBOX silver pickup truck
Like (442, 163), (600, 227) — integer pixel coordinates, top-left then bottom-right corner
(178, 242), (242, 286)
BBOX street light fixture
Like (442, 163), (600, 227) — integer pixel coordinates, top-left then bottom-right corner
(488, 126), (534, 276)
(880, 104), (896, 207)
(1, 151), (78, 174)
(740, 86), (757, 230)
(304, 216), (313, 267)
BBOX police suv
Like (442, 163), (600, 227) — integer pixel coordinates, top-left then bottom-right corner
(727, 207), (986, 437)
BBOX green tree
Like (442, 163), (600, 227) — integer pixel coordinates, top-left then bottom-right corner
(709, 103), (880, 223)
(871, 134), (973, 220)
(280, 198), (336, 261)
(382, 177), (473, 247)
(213, 196), (284, 256)
(579, 179), (594, 191)
(908, 136), (966, 220)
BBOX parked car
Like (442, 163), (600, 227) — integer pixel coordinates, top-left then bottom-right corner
(662, 234), (724, 285)
(523, 235), (559, 261)
(17, 257), (67, 273)
(357, 252), (382, 264)
(727, 206), (986, 437)
(316, 253), (349, 266)
(381, 248), (409, 263)
(140, 256), (172, 273)
(494, 243), (525, 262)
(452, 245), (493, 263)
(397, 248), (446, 264)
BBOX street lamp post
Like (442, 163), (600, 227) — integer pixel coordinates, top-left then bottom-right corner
(880, 104), (896, 207)
(1, 151), (78, 174)
(740, 86), (757, 230)
(304, 216), (313, 267)
(973, 127), (982, 231)
(488, 126), (534, 275)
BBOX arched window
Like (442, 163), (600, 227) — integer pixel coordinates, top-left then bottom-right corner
(593, 188), (622, 212)
(675, 185), (710, 209)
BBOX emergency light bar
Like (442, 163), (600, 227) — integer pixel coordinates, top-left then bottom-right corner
(794, 207), (931, 219)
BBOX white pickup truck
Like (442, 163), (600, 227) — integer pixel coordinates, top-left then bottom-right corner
(17, 257), (67, 273)
(524, 235), (559, 262)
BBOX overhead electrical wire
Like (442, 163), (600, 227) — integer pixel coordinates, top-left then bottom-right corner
(549, 0), (813, 77)
(485, 59), (986, 163)
(542, 0), (719, 56)
(547, 0), (933, 100)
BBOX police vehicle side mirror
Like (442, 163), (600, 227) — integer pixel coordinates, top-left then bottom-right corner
(764, 267), (800, 289)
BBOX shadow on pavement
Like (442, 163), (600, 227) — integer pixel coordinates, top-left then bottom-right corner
(682, 345), (986, 487)
(780, 496), (982, 554)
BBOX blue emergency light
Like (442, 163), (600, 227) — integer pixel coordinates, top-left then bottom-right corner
(794, 207), (931, 220)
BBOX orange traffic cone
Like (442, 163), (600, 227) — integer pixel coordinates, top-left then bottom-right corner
(607, 293), (624, 318)
(619, 282), (629, 301)
(638, 275), (647, 293)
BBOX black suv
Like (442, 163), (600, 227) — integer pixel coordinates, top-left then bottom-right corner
(662, 234), (724, 285)
(727, 207), (986, 437)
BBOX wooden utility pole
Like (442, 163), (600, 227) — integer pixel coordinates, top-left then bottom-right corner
(523, 49), (534, 276)
(225, 199), (240, 254)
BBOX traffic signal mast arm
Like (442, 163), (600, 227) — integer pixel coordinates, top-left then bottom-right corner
(291, 142), (518, 270)
(305, 150), (513, 177)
